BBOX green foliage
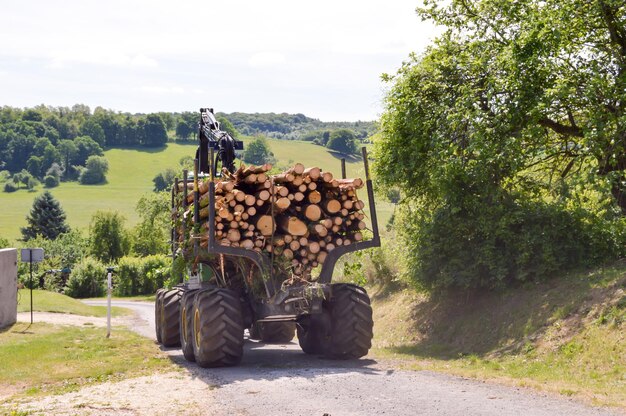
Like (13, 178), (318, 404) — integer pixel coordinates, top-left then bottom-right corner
(399, 199), (626, 290)
(44, 175), (59, 188)
(221, 111), (376, 140)
(141, 114), (168, 147)
(0, 236), (10, 248)
(326, 129), (357, 154)
(217, 115), (238, 138)
(73, 136), (103, 166)
(20, 191), (70, 241)
(152, 168), (177, 192)
(114, 255), (170, 296)
(64, 257), (106, 298)
(4, 181), (17, 192)
(374, 0), (626, 289)
(132, 192), (169, 256)
(242, 136), (276, 165)
(80, 118), (106, 147)
(79, 155), (108, 184)
(88, 211), (130, 263)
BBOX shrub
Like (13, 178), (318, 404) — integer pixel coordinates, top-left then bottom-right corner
(44, 174), (59, 188)
(79, 155), (108, 184)
(4, 182), (18, 192)
(65, 257), (106, 298)
(400, 199), (626, 290)
(114, 256), (142, 296)
(114, 255), (170, 296)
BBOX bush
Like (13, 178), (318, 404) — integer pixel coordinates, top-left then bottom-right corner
(79, 155), (108, 184)
(326, 129), (357, 154)
(4, 182), (18, 192)
(400, 199), (626, 290)
(44, 174), (59, 188)
(65, 257), (106, 298)
(114, 255), (170, 296)
(242, 136), (276, 165)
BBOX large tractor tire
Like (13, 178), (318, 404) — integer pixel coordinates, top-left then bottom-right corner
(297, 313), (330, 355)
(253, 322), (296, 343)
(159, 288), (182, 347)
(155, 289), (165, 344)
(179, 289), (199, 362)
(192, 289), (244, 368)
(325, 284), (373, 359)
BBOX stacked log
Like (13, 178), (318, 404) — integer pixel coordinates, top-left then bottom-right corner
(175, 163), (366, 276)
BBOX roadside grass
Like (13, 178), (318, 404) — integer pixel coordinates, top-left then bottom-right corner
(370, 261), (626, 408)
(0, 322), (172, 403)
(83, 294), (156, 302)
(17, 290), (129, 317)
(1, 140), (392, 241)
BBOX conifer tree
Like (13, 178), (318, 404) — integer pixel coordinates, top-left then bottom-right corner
(21, 191), (70, 241)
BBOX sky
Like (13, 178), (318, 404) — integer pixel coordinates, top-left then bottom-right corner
(0, 1), (439, 121)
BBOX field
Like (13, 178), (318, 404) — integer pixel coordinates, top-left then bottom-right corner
(0, 139), (392, 241)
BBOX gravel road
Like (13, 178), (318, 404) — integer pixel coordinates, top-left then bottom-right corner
(10, 300), (622, 416)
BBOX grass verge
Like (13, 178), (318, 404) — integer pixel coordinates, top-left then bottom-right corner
(17, 290), (130, 317)
(370, 261), (626, 409)
(0, 322), (172, 403)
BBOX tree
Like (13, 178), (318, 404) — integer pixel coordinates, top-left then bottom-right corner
(142, 114), (168, 147)
(152, 168), (177, 192)
(74, 136), (103, 165)
(26, 156), (43, 178)
(21, 191), (70, 240)
(80, 118), (106, 147)
(56, 139), (78, 179)
(175, 121), (194, 141)
(378, 0), (626, 215)
(373, 0), (626, 289)
(132, 192), (170, 256)
(79, 155), (108, 184)
(242, 136), (276, 165)
(326, 129), (357, 154)
(89, 211), (130, 263)
(217, 116), (238, 138)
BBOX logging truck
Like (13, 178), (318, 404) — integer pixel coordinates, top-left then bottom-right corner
(154, 108), (380, 367)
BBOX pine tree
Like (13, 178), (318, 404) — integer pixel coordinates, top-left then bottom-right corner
(21, 191), (70, 241)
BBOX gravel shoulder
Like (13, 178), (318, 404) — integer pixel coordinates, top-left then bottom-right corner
(6, 301), (624, 416)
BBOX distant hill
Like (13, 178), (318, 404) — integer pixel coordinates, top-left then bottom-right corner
(218, 112), (378, 141)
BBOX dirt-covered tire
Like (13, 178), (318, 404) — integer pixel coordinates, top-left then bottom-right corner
(159, 288), (182, 347)
(192, 289), (244, 368)
(297, 313), (329, 355)
(253, 322), (296, 343)
(179, 289), (199, 361)
(325, 284), (373, 359)
(155, 289), (165, 344)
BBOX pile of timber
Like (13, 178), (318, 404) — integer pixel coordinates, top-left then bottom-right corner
(177, 163), (366, 276)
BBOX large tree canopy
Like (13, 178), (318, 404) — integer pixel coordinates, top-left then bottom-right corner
(374, 0), (626, 289)
(376, 0), (626, 213)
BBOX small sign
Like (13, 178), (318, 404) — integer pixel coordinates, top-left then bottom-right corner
(21, 248), (44, 263)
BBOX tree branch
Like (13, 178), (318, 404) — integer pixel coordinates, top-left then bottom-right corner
(538, 118), (584, 137)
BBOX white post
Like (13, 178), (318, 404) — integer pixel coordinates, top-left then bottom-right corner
(106, 270), (112, 338)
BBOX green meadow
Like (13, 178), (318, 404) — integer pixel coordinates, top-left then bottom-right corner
(1, 139), (392, 241)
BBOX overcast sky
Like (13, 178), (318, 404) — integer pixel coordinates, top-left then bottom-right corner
(0, 1), (438, 121)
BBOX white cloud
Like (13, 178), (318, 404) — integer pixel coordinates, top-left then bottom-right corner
(136, 85), (185, 95)
(248, 52), (287, 68)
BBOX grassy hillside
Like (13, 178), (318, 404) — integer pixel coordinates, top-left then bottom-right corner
(371, 261), (626, 408)
(1, 139), (392, 241)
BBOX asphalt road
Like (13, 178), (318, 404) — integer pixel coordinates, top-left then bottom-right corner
(83, 300), (622, 416)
